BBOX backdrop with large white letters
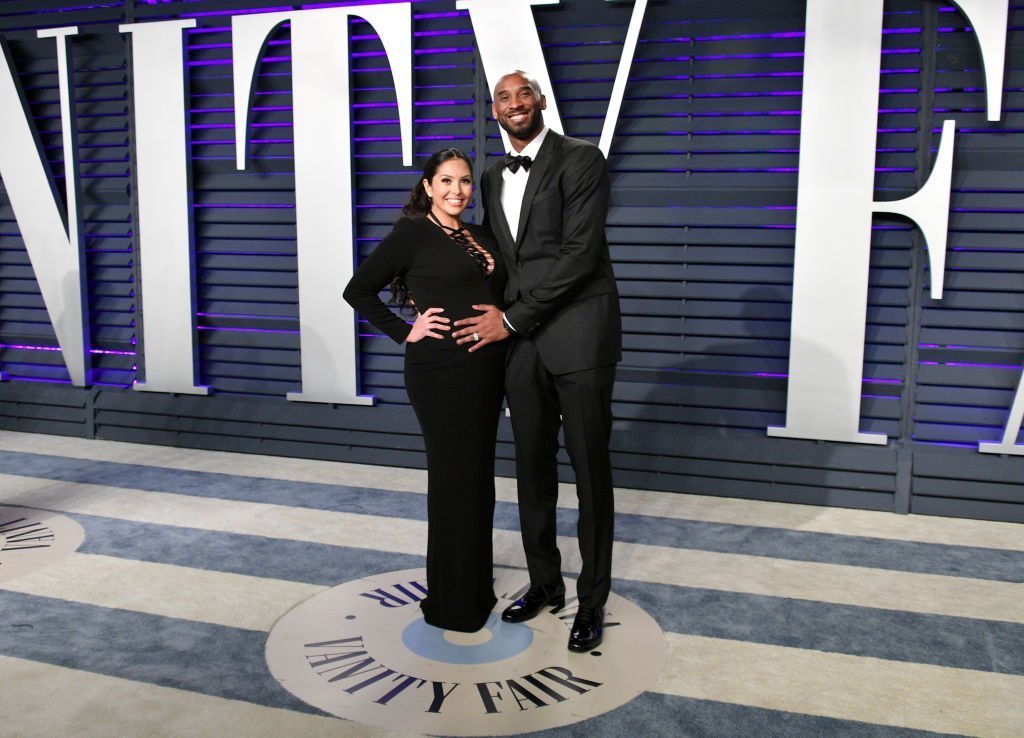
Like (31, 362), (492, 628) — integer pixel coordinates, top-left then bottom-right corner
(0, 0), (1022, 521)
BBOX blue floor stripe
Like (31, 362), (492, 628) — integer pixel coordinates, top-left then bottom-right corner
(75, 512), (425, 585)
(0, 590), (961, 738)
(0, 590), (322, 716)
(615, 516), (1024, 584)
(4, 449), (1024, 584)
(69, 513), (1024, 677)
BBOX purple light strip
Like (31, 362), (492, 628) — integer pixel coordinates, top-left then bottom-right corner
(921, 344), (1023, 351)
(91, 349), (136, 357)
(0, 343), (61, 352)
(690, 26), (924, 43)
(694, 31), (806, 42)
(0, 343), (135, 357)
(197, 312), (298, 321)
(180, 5), (294, 19)
(923, 361), (1024, 370)
(16, 1), (123, 11)
(693, 72), (803, 80)
(193, 203), (293, 209)
(197, 326), (299, 336)
(303, 0), (408, 9)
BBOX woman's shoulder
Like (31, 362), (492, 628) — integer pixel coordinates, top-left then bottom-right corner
(383, 213), (432, 243)
(393, 213), (430, 230)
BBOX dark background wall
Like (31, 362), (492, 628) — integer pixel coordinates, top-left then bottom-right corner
(1, 0), (1023, 522)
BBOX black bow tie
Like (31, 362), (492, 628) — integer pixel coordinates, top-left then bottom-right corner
(504, 153), (532, 173)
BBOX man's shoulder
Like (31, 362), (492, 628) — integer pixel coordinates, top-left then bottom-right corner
(558, 133), (602, 158)
(542, 132), (603, 167)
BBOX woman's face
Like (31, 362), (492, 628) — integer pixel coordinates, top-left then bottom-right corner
(424, 158), (472, 221)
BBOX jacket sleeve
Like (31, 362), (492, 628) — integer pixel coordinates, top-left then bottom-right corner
(503, 143), (610, 335)
(342, 217), (415, 344)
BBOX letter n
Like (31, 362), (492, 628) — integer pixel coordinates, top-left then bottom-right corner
(0, 28), (90, 385)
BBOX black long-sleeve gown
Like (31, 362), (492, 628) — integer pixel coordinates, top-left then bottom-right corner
(343, 214), (507, 632)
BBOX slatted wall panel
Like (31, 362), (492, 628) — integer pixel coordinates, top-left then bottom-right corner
(0, 0), (1022, 520)
(911, 3), (1024, 519)
(184, 4), (301, 398)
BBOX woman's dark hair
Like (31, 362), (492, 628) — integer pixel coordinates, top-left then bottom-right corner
(390, 148), (474, 310)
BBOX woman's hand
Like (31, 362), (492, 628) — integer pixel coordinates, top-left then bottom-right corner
(407, 306), (450, 343)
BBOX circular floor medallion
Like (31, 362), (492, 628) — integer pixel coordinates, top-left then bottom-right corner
(0, 505), (85, 582)
(266, 567), (667, 735)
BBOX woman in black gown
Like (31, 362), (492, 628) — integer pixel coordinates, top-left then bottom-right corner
(343, 148), (507, 633)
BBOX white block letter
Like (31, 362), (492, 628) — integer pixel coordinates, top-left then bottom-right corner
(233, 4), (413, 405)
(768, 0), (1007, 445)
(0, 28), (90, 385)
(120, 19), (210, 395)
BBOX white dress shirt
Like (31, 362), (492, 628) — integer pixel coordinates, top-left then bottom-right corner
(500, 126), (550, 242)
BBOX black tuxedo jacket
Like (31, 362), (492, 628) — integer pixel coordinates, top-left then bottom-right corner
(481, 131), (621, 375)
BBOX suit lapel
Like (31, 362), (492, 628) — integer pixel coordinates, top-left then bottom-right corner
(514, 132), (560, 247)
(484, 163), (515, 256)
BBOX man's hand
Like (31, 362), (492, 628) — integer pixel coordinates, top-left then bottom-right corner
(452, 304), (511, 353)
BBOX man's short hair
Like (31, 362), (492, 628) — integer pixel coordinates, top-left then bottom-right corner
(496, 70), (544, 99)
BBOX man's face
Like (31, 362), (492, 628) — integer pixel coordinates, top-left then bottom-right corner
(491, 74), (546, 145)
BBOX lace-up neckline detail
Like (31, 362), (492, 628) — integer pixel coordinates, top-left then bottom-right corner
(427, 210), (494, 277)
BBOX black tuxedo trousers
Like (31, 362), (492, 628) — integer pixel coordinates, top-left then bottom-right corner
(505, 335), (616, 609)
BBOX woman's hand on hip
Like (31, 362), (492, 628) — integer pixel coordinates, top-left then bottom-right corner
(407, 307), (450, 343)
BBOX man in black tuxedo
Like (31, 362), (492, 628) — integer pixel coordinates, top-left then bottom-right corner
(452, 70), (621, 652)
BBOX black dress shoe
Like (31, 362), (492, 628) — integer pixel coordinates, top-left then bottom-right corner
(568, 605), (604, 652)
(501, 585), (566, 623)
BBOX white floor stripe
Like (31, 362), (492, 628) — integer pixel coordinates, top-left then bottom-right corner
(3, 431), (1021, 552)
(0, 553), (323, 631)
(610, 540), (1024, 624)
(655, 632), (1024, 738)
(2, 475), (1022, 624)
(0, 654), (409, 738)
